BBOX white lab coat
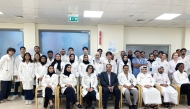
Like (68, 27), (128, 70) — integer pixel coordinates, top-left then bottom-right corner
(59, 73), (77, 93)
(67, 55), (78, 62)
(47, 58), (54, 65)
(78, 63), (93, 77)
(14, 55), (23, 82)
(118, 72), (137, 94)
(118, 61), (132, 74)
(79, 55), (92, 63)
(42, 74), (58, 97)
(61, 55), (69, 63)
(137, 73), (161, 104)
(65, 61), (79, 77)
(18, 62), (35, 90)
(100, 56), (106, 62)
(53, 62), (65, 76)
(35, 63), (49, 87)
(168, 60), (182, 74)
(158, 60), (169, 74)
(92, 59), (104, 75)
(172, 70), (190, 87)
(0, 54), (14, 81)
(153, 73), (178, 104)
(81, 73), (99, 100)
(103, 60), (117, 74)
(178, 56), (190, 73)
(147, 61), (159, 75)
(155, 57), (161, 62)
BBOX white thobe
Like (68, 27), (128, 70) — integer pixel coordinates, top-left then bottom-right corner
(137, 73), (161, 104)
(158, 60), (169, 74)
(153, 73), (178, 104)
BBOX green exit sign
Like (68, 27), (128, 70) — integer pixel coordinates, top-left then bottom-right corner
(68, 16), (78, 22)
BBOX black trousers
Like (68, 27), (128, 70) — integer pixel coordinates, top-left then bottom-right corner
(85, 90), (96, 107)
(181, 84), (190, 106)
(44, 87), (53, 108)
(33, 85), (36, 98)
(64, 87), (78, 109)
(0, 81), (12, 100)
(14, 82), (24, 95)
(102, 87), (120, 109)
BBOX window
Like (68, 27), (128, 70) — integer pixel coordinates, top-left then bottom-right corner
(39, 30), (90, 57)
(0, 30), (23, 58)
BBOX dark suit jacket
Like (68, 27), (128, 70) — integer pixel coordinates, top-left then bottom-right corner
(100, 72), (119, 88)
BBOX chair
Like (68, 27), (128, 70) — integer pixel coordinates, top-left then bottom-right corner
(55, 78), (79, 109)
(79, 85), (101, 108)
(119, 85), (141, 108)
(171, 84), (186, 105)
(99, 85), (123, 108)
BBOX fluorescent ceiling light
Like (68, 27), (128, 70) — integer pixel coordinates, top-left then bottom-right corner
(0, 12), (3, 14)
(83, 11), (103, 18)
(155, 13), (181, 20)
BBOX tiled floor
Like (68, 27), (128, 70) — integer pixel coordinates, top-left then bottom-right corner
(0, 97), (189, 109)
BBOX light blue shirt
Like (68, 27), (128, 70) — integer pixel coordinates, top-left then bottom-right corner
(132, 57), (147, 77)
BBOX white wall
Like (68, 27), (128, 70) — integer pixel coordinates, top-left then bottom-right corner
(124, 27), (185, 56)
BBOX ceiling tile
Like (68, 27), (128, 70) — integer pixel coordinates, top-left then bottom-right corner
(99, 18), (117, 24)
(105, 3), (131, 12)
(81, 2), (108, 11)
(139, 13), (163, 19)
(154, 0), (172, 5)
(37, 0), (62, 9)
(146, 5), (170, 12)
(126, 4), (153, 12)
(0, 0), (17, 8)
(120, 12), (143, 18)
(0, 8), (23, 17)
(9, 0), (38, 8)
(102, 12), (124, 18)
(134, 0), (157, 4)
(109, 0), (136, 3)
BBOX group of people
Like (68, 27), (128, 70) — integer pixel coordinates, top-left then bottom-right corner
(0, 46), (190, 109)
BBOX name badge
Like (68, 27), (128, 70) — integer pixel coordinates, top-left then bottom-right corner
(149, 68), (152, 71)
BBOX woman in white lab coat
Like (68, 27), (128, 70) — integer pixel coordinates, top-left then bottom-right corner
(66, 54), (79, 78)
(173, 63), (190, 107)
(168, 52), (182, 80)
(137, 66), (161, 109)
(92, 52), (104, 77)
(82, 65), (99, 109)
(0, 47), (15, 103)
(158, 53), (169, 74)
(118, 55), (132, 74)
(147, 53), (159, 76)
(78, 54), (92, 77)
(51, 53), (65, 76)
(18, 52), (35, 105)
(153, 66), (178, 108)
(60, 64), (82, 109)
(42, 65), (58, 109)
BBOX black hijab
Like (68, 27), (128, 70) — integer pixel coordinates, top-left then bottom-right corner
(40, 55), (47, 66)
(122, 55), (128, 65)
(147, 59), (155, 64)
(83, 55), (90, 65)
(47, 65), (55, 77)
(63, 64), (71, 77)
(69, 54), (75, 64)
(51, 53), (62, 71)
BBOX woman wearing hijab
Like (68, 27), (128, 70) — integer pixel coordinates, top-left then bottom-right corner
(65, 54), (79, 78)
(51, 53), (65, 76)
(78, 54), (92, 77)
(60, 64), (82, 109)
(35, 55), (49, 104)
(82, 65), (99, 109)
(42, 65), (58, 109)
(137, 66), (161, 109)
(118, 55), (132, 74)
(147, 53), (159, 76)
(172, 63), (190, 108)
(18, 53), (35, 105)
(92, 52), (103, 76)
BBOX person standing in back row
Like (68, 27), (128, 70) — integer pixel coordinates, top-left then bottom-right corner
(103, 52), (117, 74)
(132, 50), (147, 77)
(0, 47), (16, 103)
(79, 47), (92, 64)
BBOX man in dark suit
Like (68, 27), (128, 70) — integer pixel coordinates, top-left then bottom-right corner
(100, 64), (120, 109)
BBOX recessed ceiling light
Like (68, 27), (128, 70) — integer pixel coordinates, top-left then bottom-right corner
(83, 11), (103, 18)
(155, 13), (181, 20)
(0, 12), (3, 14)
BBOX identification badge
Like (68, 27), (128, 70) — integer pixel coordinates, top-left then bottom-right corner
(149, 68), (152, 71)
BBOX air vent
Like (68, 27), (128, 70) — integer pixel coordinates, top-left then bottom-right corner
(137, 19), (145, 22)
(14, 15), (24, 18)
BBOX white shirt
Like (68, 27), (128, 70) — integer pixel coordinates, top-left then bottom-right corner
(53, 62), (65, 76)
(155, 57), (161, 62)
(65, 61), (79, 77)
(61, 55), (69, 63)
(14, 55), (23, 82)
(118, 61), (132, 74)
(153, 73), (170, 86)
(67, 55), (78, 62)
(0, 54), (14, 81)
(173, 70), (189, 87)
(47, 58), (54, 65)
(78, 63), (93, 77)
(178, 56), (190, 72)
(79, 54), (92, 63)
(158, 60), (169, 74)
(103, 60), (117, 74)
(147, 60), (159, 75)
(168, 59), (182, 74)
(92, 58), (104, 75)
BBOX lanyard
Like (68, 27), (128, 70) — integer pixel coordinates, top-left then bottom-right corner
(136, 57), (142, 64)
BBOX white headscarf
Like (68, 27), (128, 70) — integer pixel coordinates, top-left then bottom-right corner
(139, 66), (148, 74)
(94, 52), (101, 63)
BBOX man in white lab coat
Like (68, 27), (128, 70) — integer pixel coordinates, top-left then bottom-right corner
(67, 47), (78, 62)
(178, 48), (190, 74)
(153, 66), (178, 108)
(47, 50), (54, 65)
(97, 48), (106, 62)
(118, 65), (138, 109)
(103, 51), (117, 74)
(79, 47), (92, 63)
(32, 46), (43, 60)
(60, 48), (68, 63)
(11, 46), (26, 100)
(0, 47), (16, 102)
